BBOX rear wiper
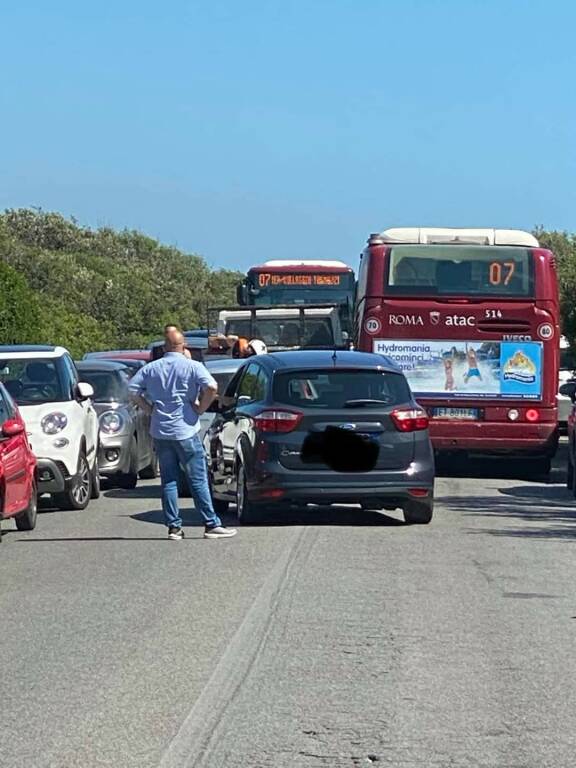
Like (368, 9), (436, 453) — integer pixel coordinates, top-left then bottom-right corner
(344, 398), (391, 408)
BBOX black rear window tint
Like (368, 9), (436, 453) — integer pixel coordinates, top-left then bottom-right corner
(273, 369), (411, 409)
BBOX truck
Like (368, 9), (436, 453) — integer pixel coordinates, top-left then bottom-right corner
(210, 303), (347, 353)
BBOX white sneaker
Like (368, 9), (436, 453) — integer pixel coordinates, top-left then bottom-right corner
(204, 526), (238, 539)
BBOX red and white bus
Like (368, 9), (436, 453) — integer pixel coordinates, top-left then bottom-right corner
(355, 227), (560, 474)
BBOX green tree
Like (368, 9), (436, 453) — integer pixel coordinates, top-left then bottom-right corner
(0, 208), (243, 356)
(0, 261), (41, 344)
(534, 228), (576, 345)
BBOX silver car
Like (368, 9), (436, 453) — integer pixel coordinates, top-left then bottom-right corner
(75, 361), (158, 488)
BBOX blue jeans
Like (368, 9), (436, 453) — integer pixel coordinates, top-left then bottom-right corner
(154, 436), (221, 530)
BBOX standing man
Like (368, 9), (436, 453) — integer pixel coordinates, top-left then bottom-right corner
(129, 331), (237, 540)
(164, 324), (192, 359)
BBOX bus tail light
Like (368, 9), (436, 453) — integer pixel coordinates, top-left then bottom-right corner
(525, 408), (540, 423)
(391, 408), (429, 432)
(254, 410), (303, 433)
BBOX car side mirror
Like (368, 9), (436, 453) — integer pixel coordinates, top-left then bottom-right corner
(559, 382), (576, 402)
(77, 382), (95, 400)
(2, 419), (25, 438)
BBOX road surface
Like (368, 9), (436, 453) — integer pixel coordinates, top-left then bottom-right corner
(1, 455), (575, 767)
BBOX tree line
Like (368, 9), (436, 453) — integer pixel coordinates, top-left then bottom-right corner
(0, 209), (243, 358)
(0, 210), (574, 359)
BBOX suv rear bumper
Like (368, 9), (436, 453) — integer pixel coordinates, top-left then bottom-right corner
(36, 458), (67, 494)
(249, 464), (434, 509)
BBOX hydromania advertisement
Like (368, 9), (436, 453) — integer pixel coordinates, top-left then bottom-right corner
(373, 339), (543, 399)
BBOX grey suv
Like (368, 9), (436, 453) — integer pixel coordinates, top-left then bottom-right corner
(204, 350), (435, 524)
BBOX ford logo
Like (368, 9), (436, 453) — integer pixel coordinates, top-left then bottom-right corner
(340, 423), (356, 430)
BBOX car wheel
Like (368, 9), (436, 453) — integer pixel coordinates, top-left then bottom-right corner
(54, 451), (91, 510)
(16, 482), (38, 531)
(139, 451), (160, 480)
(236, 463), (261, 525)
(90, 457), (101, 499)
(403, 500), (433, 525)
(117, 438), (138, 490)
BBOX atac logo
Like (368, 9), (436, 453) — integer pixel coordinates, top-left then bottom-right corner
(388, 314), (424, 326)
(428, 310), (475, 327)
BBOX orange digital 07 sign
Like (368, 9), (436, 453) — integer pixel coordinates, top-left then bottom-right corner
(258, 272), (341, 287)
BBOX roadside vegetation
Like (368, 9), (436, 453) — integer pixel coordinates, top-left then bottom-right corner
(0, 208), (242, 357)
(0, 209), (575, 358)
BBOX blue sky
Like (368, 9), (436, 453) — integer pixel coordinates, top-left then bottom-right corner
(1, 0), (574, 271)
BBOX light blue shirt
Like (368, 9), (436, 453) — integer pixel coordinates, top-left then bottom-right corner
(128, 353), (217, 440)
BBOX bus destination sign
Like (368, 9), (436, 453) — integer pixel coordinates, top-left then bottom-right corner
(257, 273), (341, 287)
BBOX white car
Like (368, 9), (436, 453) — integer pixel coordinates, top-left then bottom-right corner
(0, 345), (100, 510)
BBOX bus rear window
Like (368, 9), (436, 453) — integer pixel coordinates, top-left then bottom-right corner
(386, 246), (533, 297)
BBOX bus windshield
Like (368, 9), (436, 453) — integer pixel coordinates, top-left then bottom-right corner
(386, 245), (533, 297)
(224, 318), (335, 347)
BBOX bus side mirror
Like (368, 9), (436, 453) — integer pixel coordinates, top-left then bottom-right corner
(236, 284), (248, 305)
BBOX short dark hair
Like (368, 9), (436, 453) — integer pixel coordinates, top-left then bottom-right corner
(164, 323), (180, 333)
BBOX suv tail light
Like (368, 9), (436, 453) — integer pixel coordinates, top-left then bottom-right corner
(254, 410), (303, 433)
(391, 408), (429, 432)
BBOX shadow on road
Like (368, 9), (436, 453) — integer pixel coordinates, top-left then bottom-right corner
(129, 506), (404, 528)
(103, 484), (160, 500)
(14, 536), (190, 542)
(439, 482), (576, 541)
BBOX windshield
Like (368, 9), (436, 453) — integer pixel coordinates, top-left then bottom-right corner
(248, 271), (354, 307)
(79, 370), (129, 402)
(224, 318), (335, 348)
(0, 358), (68, 405)
(387, 245), (533, 297)
(273, 369), (411, 409)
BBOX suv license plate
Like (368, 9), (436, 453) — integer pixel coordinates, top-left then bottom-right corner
(431, 407), (480, 420)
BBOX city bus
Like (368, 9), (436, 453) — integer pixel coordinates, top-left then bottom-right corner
(355, 227), (560, 475)
(236, 260), (355, 334)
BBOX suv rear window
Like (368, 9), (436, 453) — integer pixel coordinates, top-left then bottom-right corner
(273, 369), (411, 409)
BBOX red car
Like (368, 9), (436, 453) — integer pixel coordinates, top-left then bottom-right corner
(0, 382), (37, 541)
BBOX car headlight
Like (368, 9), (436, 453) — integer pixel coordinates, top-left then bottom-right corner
(41, 412), (68, 435)
(99, 411), (125, 434)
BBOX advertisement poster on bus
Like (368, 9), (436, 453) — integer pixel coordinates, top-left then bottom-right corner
(373, 339), (543, 399)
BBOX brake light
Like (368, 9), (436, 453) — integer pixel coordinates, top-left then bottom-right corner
(391, 408), (429, 432)
(408, 488), (429, 497)
(525, 408), (540, 423)
(254, 410), (303, 433)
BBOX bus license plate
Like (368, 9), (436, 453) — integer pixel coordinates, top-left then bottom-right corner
(431, 407), (480, 420)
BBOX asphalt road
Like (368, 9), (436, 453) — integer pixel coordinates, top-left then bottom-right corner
(1, 453), (576, 768)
